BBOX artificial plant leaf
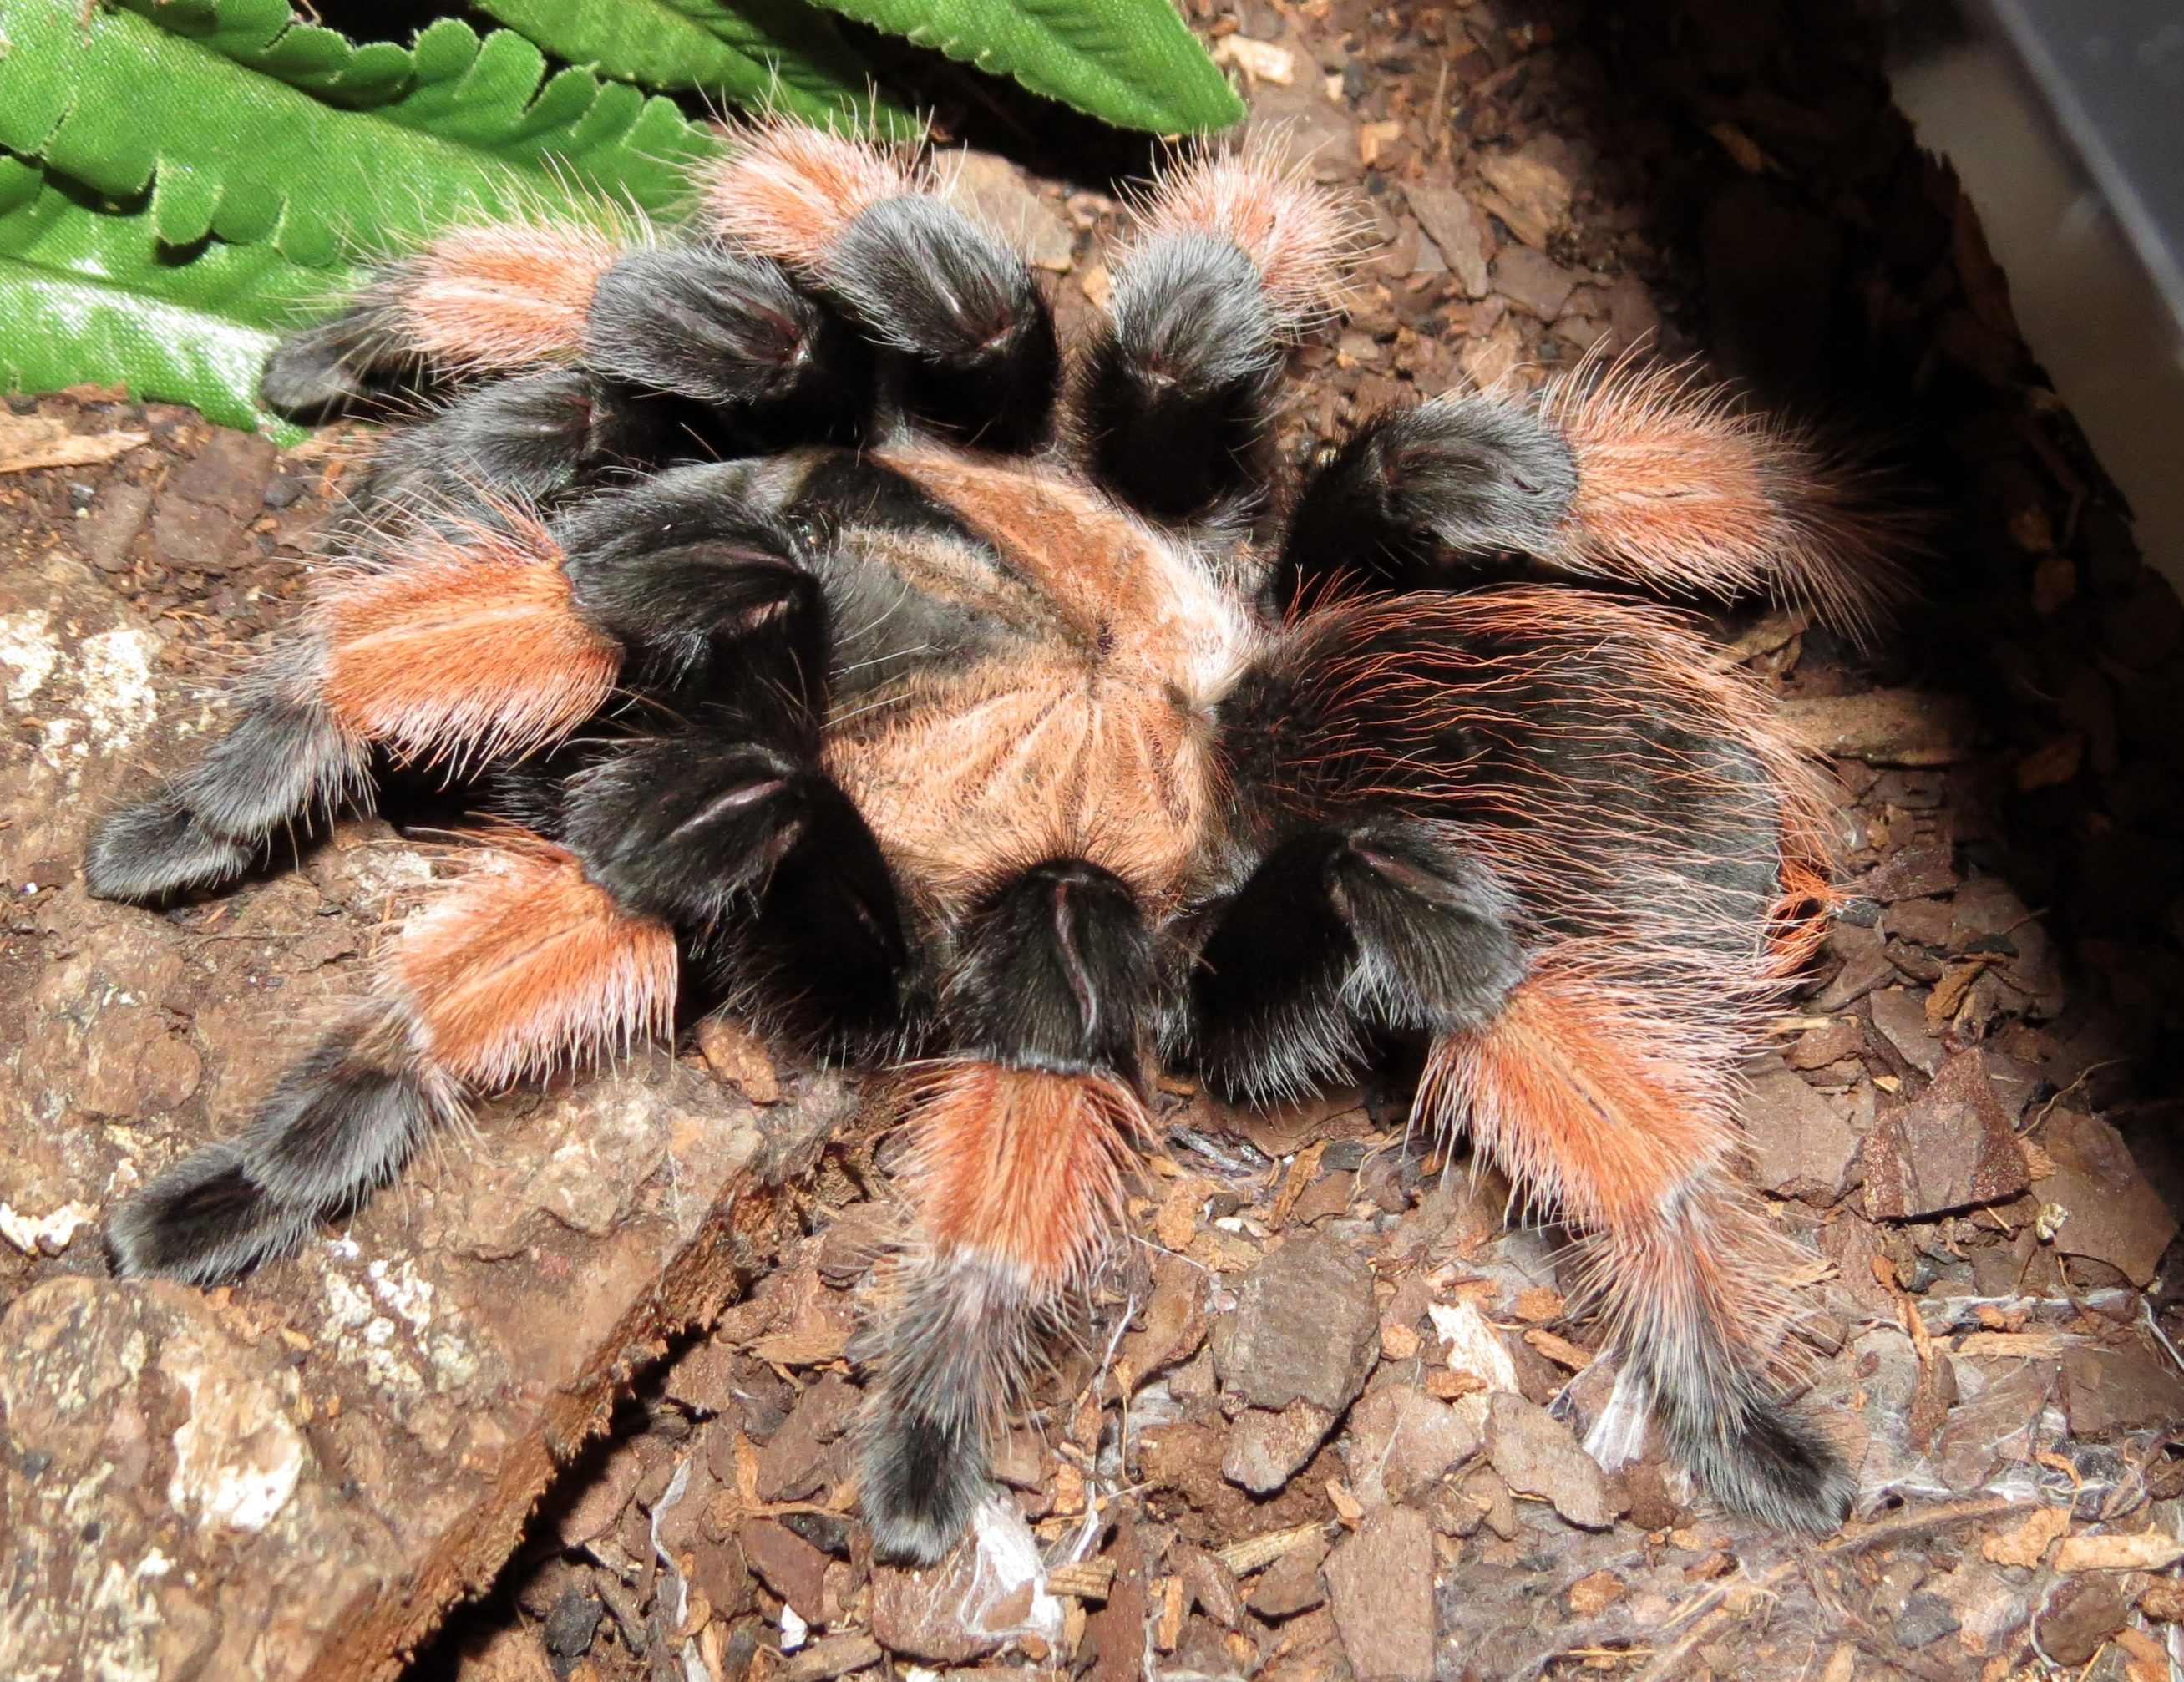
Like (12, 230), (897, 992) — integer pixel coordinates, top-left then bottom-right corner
(806, 0), (1244, 133)
(0, 0), (722, 270)
(0, 165), (336, 437)
(477, 0), (921, 138)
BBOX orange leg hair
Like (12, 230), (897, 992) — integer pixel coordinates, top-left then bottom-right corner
(312, 509), (621, 770)
(1419, 957), (1854, 1531)
(1536, 353), (1913, 640)
(379, 221), (624, 372)
(858, 1061), (1151, 1564)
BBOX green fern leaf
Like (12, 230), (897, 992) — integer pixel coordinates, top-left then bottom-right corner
(0, 159), (331, 436)
(476, 0), (922, 139)
(0, 0), (723, 272)
(805, 0), (1243, 133)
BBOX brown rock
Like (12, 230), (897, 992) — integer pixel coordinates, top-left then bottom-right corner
(1813, 924), (1894, 1011)
(1082, 1522), (1150, 1682)
(1342, 1385), (1480, 1505)
(1742, 1067), (1860, 1204)
(80, 479), (152, 571)
(1323, 1506), (1436, 1682)
(1287, 1168), (1355, 1225)
(1862, 840), (1962, 903)
(1492, 244), (1586, 320)
(1485, 1391), (1614, 1529)
(696, 1016), (781, 1103)
(2062, 1344), (2184, 1441)
(559, 1441), (649, 1545)
(1567, 1570), (1624, 1619)
(1937, 1361), (2055, 1490)
(755, 1373), (857, 1502)
(1778, 689), (1978, 767)
(2038, 1110), (2178, 1285)
(869, 1553), (1006, 1664)
(1862, 1050), (2031, 1218)
(688, 1534), (755, 1621)
(1178, 1547), (1249, 1631)
(1475, 150), (1573, 247)
(1211, 1231), (1379, 1411)
(1405, 183), (1494, 296)
(2039, 1573), (2131, 1666)
(739, 1519), (832, 1622)
(170, 426), (277, 518)
(1120, 1250), (1209, 1380)
(780, 1633), (882, 1682)
(1224, 1401), (1339, 1494)
(1785, 1017), (1862, 1070)
(1248, 1534), (1331, 1619)
(1869, 987), (1944, 1074)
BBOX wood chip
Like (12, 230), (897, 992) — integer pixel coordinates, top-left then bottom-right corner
(0, 417), (149, 474)
(1217, 1522), (1329, 1578)
(2054, 1532), (2184, 1572)
(749, 1330), (848, 1367)
(1522, 1328), (1594, 1370)
(1046, 1559), (1117, 1602)
(1982, 1507), (2071, 1568)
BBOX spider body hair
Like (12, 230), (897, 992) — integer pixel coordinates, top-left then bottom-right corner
(89, 126), (1915, 1563)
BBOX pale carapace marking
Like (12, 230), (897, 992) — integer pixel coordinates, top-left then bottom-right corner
(820, 450), (1254, 913)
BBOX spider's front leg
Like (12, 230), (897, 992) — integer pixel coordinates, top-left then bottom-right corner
(705, 126), (1059, 453)
(109, 508), (910, 1279)
(1082, 151), (1350, 524)
(858, 859), (1156, 1566)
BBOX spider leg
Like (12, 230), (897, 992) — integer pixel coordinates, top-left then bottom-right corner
(85, 508), (621, 904)
(1186, 816), (1523, 1104)
(1279, 366), (1909, 633)
(108, 838), (676, 1282)
(1083, 149), (1350, 524)
(1273, 397), (1580, 606)
(704, 126), (1058, 453)
(859, 859), (1154, 1565)
(261, 221), (623, 412)
(1419, 962), (1854, 1531)
(1209, 585), (1851, 1530)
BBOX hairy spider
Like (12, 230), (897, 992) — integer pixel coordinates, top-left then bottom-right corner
(85, 124), (1904, 1565)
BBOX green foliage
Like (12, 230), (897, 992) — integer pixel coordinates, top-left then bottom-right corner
(475, 0), (923, 139)
(0, 0), (1240, 428)
(0, 159), (330, 436)
(813, 0), (1243, 134)
(0, 0), (719, 267)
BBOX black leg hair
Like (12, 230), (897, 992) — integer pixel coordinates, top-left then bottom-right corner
(258, 295), (429, 419)
(726, 779), (912, 1053)
(1186, 815), (1524, 1105)
(584, 244), (874, 447)
(942, 859), (1154, 1077)
(1081, 233), (1286, 524)
(108, 1006), (458, 1283)
(85, 688), (362, 905)
(1272, 395), (1579, 608)
(818, 197), (1059, 454)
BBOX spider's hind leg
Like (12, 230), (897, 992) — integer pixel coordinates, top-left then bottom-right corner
(1084, 150), (1351, 524)
(859, 859), (1156, 1565)
(704, 127), (1059, 453)
(109, 839), (676, 1282)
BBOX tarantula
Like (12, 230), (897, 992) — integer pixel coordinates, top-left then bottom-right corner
(85, 124), (1902, 1564)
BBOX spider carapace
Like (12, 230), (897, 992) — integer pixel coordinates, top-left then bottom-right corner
(84, 124), (1905, 1563)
